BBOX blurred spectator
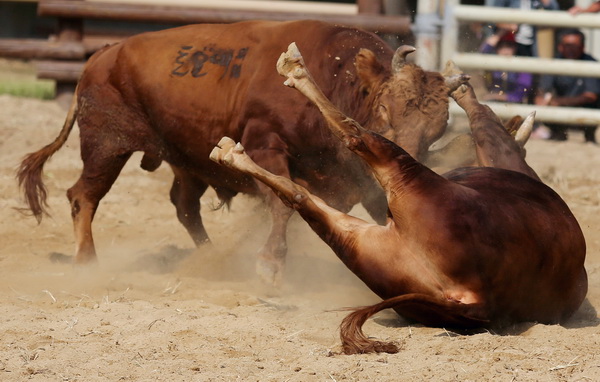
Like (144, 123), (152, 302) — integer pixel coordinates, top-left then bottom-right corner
(491, 0), (559, 57)
(480, 26), (533, 103)
(569, 1), (600, 14)
(535, 28), (600, 143)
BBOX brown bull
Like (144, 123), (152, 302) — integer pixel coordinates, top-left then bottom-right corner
(17, 20), (458, 285)
(209, 43), (588, 354)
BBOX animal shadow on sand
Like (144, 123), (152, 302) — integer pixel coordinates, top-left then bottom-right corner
(49, 240), (367, 292)
(49, 246), (194, 274)
(49, 248), (598, 335)
(124, 245), (195, 274)
(373, 298), (598, 337)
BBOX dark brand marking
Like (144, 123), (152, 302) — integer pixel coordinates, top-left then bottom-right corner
(171, 45), (249, 79)
(171, 46), (193, 77)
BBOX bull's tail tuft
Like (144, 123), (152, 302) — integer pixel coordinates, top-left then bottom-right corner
(211, 187), (236, 211)
(339, 300), (401, 355)
(16, 92), (79, 223)
(339, 293), (490, 355)
(17, 150), (52, 223)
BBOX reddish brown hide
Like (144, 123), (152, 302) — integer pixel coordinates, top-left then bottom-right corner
(210, 43), (587, 354)
(17, 20), (454, 285)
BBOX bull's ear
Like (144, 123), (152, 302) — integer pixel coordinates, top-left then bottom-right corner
(355, 48), (387, 93)
(441, 60), (463, 77)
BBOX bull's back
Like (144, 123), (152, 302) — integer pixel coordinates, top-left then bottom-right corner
(109, 20), (383, 143)
(77, 20), (388, 190)
(448, 167), (587, 324)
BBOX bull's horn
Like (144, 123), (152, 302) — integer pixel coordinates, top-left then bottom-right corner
(391, 45), (416, 73)
(515, 111), (535, 147)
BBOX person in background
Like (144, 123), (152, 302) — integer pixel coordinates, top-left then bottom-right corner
(488, 0), (558, 102)
(480, 25), (533, 103)
(535, 28), (600, 143)
(491, 0), (559, 57)
(569, 1), (600, 14)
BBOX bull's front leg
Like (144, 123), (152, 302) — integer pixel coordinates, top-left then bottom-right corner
(451, 84), (540, 181)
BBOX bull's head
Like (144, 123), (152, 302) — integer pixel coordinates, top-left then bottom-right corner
(355, 46), (455, 161)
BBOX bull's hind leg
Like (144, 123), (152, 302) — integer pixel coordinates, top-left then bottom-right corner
(255, 195), (293, 287)
(67, 152), (131, 264)
(169, 166), (210, 246)
(244, 132), (296, 286)
(451, 84), (540, 180)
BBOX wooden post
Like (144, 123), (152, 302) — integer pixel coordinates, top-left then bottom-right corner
(54, 0), (84, 102)
(358, 0), (383, 14)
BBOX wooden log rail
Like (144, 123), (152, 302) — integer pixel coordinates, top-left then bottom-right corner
(36, 60), (85, 81)
(37, 0), (411, 35)
(2, 0), (411, 93)
(0, 39), (85, 60)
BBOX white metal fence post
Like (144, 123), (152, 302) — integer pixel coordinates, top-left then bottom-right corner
(414, 0), (442, 71)
(440, 0), (459, 70)
(441, 5), (600, 126)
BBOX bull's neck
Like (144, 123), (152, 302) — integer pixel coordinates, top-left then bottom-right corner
(325, 70), (379, 132)
(354, 90), (380, 132)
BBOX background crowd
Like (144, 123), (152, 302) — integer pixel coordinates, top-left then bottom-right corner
(478, 0), (600, 143)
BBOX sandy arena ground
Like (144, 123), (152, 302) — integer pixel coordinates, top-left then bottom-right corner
(0, 93), (599, 381)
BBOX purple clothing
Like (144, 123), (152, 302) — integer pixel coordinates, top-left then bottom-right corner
(487, 71), (533, 103)
(481, 43), (533, 103)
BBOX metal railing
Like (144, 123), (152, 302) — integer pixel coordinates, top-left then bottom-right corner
(441, 0), (600, 125)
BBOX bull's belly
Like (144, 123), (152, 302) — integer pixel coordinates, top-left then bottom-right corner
(163, 151), (259, 196)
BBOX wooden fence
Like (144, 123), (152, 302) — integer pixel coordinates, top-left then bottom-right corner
(442, 0), (600, 125)
(0, 0), (411, 95)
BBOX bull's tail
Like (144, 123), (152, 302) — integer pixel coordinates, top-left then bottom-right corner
(339, 298), (402, 355)
(16, 90), (79, 223)
(339, 293), (489, 354)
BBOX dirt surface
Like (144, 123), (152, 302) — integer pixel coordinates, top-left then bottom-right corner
(1, 94), (599, 381)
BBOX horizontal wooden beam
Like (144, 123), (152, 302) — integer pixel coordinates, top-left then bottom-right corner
(0, 39), (85, 59)
(454, 5), (600, 29)
(36, 60), (85, 81)
(92, 0), (358, 15)
(38, 0), (412, 34)
(450, 101), (600, 126)
(452, 53), (600, 78)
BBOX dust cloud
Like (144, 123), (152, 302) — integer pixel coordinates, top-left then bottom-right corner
(1, 94), (599, 381)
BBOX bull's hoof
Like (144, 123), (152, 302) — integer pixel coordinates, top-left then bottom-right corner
(444, 74), (471, 94)
(210, 137), (247, 168)
(276, 42), (308, 88)
(209, 136), (237, 163)
(449, 83), (476, 106)
(256, 256), (284, 288)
